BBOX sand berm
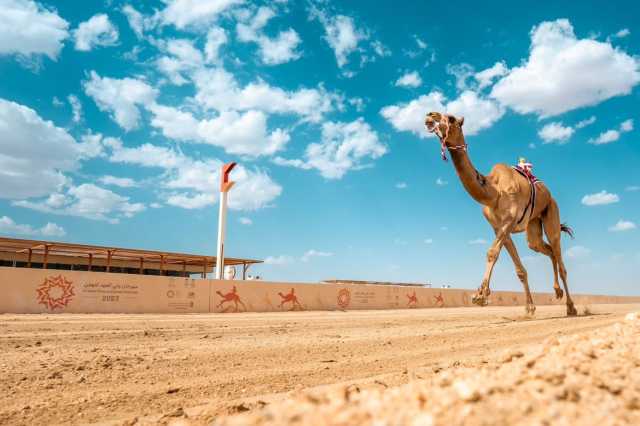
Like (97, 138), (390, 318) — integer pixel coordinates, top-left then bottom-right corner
(213, 312), (640, 426)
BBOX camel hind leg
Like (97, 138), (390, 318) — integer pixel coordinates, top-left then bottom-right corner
(542, 199), (577, 316)
(526, 218), (563, 299)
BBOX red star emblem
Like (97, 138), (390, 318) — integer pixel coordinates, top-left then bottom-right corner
(36, 275), (75, 310)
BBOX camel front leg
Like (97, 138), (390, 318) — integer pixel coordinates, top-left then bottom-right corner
(472, 223), (514, 307)
(503, 236), (535, 315)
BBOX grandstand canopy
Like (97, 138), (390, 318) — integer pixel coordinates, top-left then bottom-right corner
(0, 237), (261, 278)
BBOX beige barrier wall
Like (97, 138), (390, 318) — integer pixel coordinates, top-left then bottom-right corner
(0, 267), (210, 314)
(1, 267), (639, 314)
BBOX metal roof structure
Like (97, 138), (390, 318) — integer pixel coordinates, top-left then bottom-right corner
(323, 279), (430, 288)
(0, 237), (262, 278)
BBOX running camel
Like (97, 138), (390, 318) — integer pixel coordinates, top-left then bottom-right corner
(424, 112), (577, 316)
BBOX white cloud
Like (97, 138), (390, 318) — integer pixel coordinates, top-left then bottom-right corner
(474, 62), (508, 89)
(626, 186), (640, 192)
(588, 119), (633, 145)
(236, 6), (301, 65)
(99, 175), (137, 188)
(40, 222), (66, 237)
(14, 183), (145, 223)
(105, 139), (282, 211)
(148, 104), (290, 157)
(395, 182), (407, 189)
(381, 90), (504, 137)
(491, 19), (640, 117)
(160, 0), (243, 30)
(565, 245), (591, 259)
(0, 0), (69, 60)
(274, 118), (386, 179)
(590, 129), (620, 145)
(77, 132), (105, 159)
(446, 63), (475, 91)
(371, 40), (391, 58)
(205, 27), (227, 64)
(0, 216), (65, 237)
(436, 177), (448, 186)
(156, 38), (204, 85)
(83, 71), (158, 131)
(424, 238), (433, 244)
(575, 116), (596, 129)
(122, 5), (155, 39)
(67, 94), (82, 123)
(300, 249), (333, 262)
(581, 190), (620, 206)
(613, 28), (630, 39)
(538, 122), (574, 144)
(468, 238), (487, 245)
(311, 9), (365, 69)
(192, 67), (336, 123)
(609, 220), (636, 232)
(264, 255), (294, 265)
(395, 71), (422, 88)
(73, 14), (119, 51)
(0, 98), (85, 199)
(620, 119), (634, 132)
(238, 217), (252, 225)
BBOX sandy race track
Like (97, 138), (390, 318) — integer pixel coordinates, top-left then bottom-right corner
(1, 303), (639, 425)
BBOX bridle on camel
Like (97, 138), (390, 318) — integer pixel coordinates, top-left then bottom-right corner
(426, 115), (467, 162)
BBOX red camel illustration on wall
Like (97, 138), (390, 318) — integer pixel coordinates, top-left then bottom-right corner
(406, 291), (418, 308)
(216, 286), (246, 312)
(434, 292), (445, 307)
(278, 288), (303, 311)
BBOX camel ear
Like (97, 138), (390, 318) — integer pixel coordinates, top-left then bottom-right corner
(458, 116), (465, 127)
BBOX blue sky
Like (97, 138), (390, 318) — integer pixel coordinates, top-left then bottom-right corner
(0, 0), (638, 295)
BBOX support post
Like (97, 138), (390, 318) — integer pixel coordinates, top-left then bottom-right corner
(216, 162), (236, 280)
(27, 248), (32, 268)
(43, 245), (49, 269)
(242, 263), (249, 280)
(160, 255), (165, 276)
(88, 253), (93, 271)
(139, 257), (144, 274)
(202, 257), (207, 279)
(106, 250), (113, 273)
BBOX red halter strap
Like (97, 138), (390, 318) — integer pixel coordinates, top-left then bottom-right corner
(428, 117), (467, 161)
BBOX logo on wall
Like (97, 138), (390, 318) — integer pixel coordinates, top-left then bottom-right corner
(337, 288), (351, 309)
(216, 285), (246, 313)
(434, 292), (444, 308)
(36, 275), (75, 310)
(278, 288), (303, 311)
(406, 291), (418, 308)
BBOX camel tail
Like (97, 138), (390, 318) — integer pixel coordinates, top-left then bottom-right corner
(560, 223), (574, 239)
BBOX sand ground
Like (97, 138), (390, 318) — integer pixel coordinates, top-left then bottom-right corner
(2, 303), (639, 425)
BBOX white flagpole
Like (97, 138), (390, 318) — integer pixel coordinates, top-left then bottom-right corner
(215, 162), (236, 280)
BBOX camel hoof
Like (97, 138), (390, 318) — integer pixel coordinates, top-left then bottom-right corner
(567, 304), (578, 317)
(525, 304), (536, 316)
(554, 287), (564, 300)
(472, 294), (488, 307)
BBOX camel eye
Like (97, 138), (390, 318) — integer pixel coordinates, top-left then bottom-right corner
(448, 115), (456, 124)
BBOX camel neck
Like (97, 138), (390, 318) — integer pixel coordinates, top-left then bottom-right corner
(449, 145), (494, 206)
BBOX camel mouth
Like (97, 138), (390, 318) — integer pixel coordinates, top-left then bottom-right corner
(425, 116), (437, 132)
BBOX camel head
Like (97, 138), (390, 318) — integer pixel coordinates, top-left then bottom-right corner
(425, 112), (466, 160)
